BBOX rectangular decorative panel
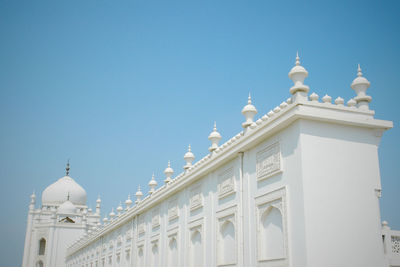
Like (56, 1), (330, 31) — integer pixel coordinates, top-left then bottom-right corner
(168, 199), (179, 221)
(218, 167), (235, 199)
(152, 209), (160, 228)
(190, 185), (203, 211)
(256, 142), (281, 181)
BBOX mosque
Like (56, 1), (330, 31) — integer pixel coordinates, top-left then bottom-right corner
(22, 54), (400, 267)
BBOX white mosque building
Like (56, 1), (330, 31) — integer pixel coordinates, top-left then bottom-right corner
(22, 54), (400, 267)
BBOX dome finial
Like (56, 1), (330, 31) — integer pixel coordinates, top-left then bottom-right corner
(184, 144), (195, 171)
(135, 185), (143, 203)
(351, 63), (371, 110)
(241, 93), (257, 129)
(148, 173), (158, 194)
(125, 194), (132, 210)
(164, 161), (174, 184)
(288, 51), (309, 101)
(66, 159), (70, 176)
(208, 122), (222, 152)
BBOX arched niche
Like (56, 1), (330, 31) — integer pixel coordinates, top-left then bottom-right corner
(36, 260), (44, 267)
(151, 242), (159, 267)
(38, 238), (46, 255)
(168, 236), (178, 267)
(137, 246), (144, 267)
(259, 205), (284, 260)
(218, 219), (235, 265)
(190, 229), (202, 267)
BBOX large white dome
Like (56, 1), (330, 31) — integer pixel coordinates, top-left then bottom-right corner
(42, 176), (87, 206)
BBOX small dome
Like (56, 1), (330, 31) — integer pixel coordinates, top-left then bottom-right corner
(184, 146), (195, 161)
(148, 175), (158, 187)
(241, 94), (257, 115)
(208, 122), (222, 140)
(58, 200), (76, 215)
(288, 52), (308, 79)
(42, 176), (87, 206)
(164, 161), (174, 175)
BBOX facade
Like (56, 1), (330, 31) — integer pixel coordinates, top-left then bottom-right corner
(23, 55), (400, 267)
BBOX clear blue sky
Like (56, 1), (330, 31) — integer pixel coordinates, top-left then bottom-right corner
(0, 0), (399, 266)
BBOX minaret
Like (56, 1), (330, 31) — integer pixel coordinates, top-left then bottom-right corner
(183, 144), (195, 171)
(351, 64), (371, 110)
(96, 195), (101, 215)
(208, 122), (222, 153)
(22, 191), (36, 267)
(288, 52), (310, 102)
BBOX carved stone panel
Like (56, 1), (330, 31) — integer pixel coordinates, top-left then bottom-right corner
(190, 185), (203, 211)
(152, 209), (160, 229)
(218, 167), (235, 199)
(138, 215), (145, 235)
(168, 198), (179, 221)
(256, 142), (281, 181)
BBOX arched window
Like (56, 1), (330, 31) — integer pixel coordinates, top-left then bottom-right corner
(260, 207), (284, 260)
(218, 220), (235, 265)
(190, 230), (202, 267)
(38, 238), (46, 255)
(36, 260), (43, 267)
(151, 243), (159, 267)
(168, 237), (178, 267)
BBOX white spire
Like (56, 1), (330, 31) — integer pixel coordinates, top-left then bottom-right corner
(164, 161), (174, 184)
(288, 52), (310, 101)
(296, 51), (301, 66)
(208, 122), (222, 152)
(241, 93), (257, 129)
(148, 173), (158, 195)
(183, 144), (195, 171)
(125, 194), (132, 210)
(135, 185), (143, 204)
(351, 64), (371, 110)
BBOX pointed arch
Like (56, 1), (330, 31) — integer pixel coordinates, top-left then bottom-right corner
(260, 206), (284, 260)
(168, 236), (178, 267)
(218, 220), (235, 265)
(190, 229), (202, 267)
(151, 242), (159, 267)
(137, 246), (144, 267)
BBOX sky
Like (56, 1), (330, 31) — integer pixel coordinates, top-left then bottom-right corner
(0, 0), (399, 266)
